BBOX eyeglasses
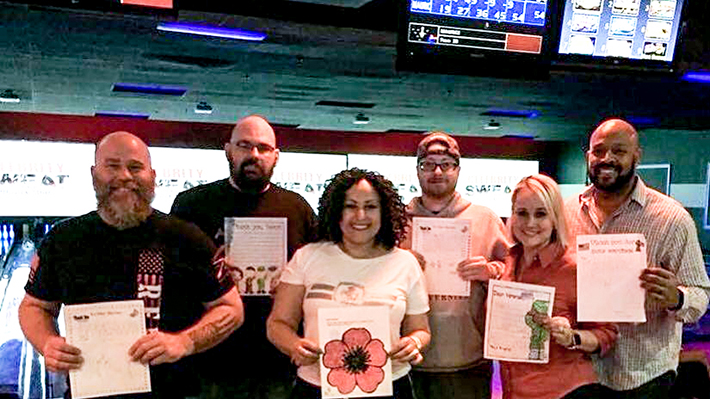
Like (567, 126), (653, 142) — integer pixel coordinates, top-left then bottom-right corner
(418, 160), (459, 172)
(231, 140), (276, 155)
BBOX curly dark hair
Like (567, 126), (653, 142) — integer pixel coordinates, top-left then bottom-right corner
(317, 168), (407, 250)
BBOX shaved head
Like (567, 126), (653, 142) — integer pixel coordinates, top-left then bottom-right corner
(230, 115), (276, 147)
(225, 114), (279, 193)
(92, 131), (155, 229)
(587, 119), (641, 193)
(95, 131), (152, 165)
(590, 119), (639, 151)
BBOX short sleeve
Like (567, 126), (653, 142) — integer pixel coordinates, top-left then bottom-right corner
(405, 253), (430, 315)
(25, 230), (61, 301)
(172, 218), (233, 303)
(279, 244), (309, 286)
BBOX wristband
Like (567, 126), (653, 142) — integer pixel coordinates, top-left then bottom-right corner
(668, 288), (684, 311)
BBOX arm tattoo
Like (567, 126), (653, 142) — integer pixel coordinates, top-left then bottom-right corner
(187, 310), (235, 353)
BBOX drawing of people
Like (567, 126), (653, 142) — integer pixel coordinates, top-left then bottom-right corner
(267, 266), (279, 294)
(245, 266), (256, 294)
(256, 266), (267, 294)
(525, 300), (550, 360)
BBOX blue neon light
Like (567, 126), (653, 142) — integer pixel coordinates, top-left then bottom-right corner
(157, 22), (267, 41)
(682, 71), (710, 84)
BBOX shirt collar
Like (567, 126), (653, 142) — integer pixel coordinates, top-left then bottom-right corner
(578, 175), (646, 210)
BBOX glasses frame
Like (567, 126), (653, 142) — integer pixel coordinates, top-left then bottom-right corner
(417, 160), (459, 172)
(231, 140), (276, 155)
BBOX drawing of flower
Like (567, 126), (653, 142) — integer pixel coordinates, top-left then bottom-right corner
(322, 327), (387, 394)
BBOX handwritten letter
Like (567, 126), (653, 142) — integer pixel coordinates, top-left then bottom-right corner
(412, 217), (472, 296)
(576, 233), (647, 322)
(224, 217), (287, 296)
(63, 300), (151, 399)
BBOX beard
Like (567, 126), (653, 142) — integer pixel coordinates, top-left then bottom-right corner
(420, 177), (457, 199)
(229, 156), (274, 193)
(588, 161), (636, 193)
(95, 180), (154, 230)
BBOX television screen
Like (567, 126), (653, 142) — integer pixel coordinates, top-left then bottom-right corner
(556, 0), (686, 70)
(397, 0), (559, 79)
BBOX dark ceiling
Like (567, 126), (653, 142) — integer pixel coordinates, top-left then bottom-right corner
(0, 0), (709, 142)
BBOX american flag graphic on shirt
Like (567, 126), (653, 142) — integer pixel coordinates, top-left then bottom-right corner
(137, 248), (164, 329)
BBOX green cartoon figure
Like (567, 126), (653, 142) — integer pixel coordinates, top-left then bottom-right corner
(525, 300), (550, 360)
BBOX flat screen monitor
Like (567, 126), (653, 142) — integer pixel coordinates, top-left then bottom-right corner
(556, 0), (687, 71)
(397, 0), (559, 79)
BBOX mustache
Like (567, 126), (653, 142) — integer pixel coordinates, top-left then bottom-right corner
(240, 158), (263, 172)
(592, 162), (621, 171)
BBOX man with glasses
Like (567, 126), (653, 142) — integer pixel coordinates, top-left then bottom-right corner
(401, 132), (509, 399)
(171, 115), (317, 399)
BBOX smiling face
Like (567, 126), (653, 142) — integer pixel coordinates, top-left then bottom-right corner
(511, 187), (554, 252)
(586, 119), (640, 193)
(339, 179), (382, 250)
(92, 132), (155, 229)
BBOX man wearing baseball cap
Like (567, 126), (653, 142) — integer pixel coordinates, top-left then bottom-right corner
(401, 131), (509, 399)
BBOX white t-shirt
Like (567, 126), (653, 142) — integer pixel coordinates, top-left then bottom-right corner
(280, 241), (430, 386)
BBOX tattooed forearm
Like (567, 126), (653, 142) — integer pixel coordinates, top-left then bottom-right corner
(186, 308), (238, 354)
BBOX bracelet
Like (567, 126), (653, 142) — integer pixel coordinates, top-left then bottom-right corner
(408, 335), (423, 351)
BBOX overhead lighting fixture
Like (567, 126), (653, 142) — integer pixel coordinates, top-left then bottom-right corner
(0, 89), (20, 103)
(483, 120), (501, 130)
(113, 83), (187, 96)
(95, 111), (150, 119)
(681, 71), (710, 84)
(481, 109), (540, 118)
(353, 113), (370, 125)
(194, 101), (213, 114)
(157, 22), (267, 42)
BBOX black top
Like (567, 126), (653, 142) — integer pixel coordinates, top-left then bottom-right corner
(171, 179), (317, 380)
(26, 210), (233, 398)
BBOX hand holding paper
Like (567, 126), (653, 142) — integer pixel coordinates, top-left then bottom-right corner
(129, 330), (194, 365)
(456, 256), (496, 282)
(43, 335), (83, 372)
(640, 267), (681, 309)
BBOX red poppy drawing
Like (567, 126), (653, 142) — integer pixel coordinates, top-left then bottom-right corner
(322, 327), (388, 394)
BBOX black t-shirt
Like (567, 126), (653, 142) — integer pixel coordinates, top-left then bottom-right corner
(26, 210), (233, 398)
(170, 179), (317, 380)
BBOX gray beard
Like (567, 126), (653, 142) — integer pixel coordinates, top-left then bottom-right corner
(97, 191), (154, 230)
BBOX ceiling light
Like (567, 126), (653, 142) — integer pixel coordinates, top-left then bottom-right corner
(681, 71), (710, 84)
(483, 120), (501, 130)
(194, 101), (213, 114)
(481, 109), (540, 118)
(353, 113), (370, 125)
(95, 111), (150, 119)
(157, 22), (267, 42)
(0, 90), (20, 103)
(113, 83), (187, 96)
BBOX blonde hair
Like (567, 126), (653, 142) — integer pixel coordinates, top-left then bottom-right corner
(508, 174), (570, 249)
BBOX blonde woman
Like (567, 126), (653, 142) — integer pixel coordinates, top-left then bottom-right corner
(500, 174), (618, 399)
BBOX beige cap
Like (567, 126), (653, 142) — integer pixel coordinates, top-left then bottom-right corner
(416, 132), (461, 162)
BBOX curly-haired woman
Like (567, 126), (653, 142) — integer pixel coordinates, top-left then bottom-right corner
(267, 168), (431, 399)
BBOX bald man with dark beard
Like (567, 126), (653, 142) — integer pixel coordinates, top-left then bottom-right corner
(565, 119), (710, 399)
(171, 115), (317, 399)
(19, 132), (243, 398)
